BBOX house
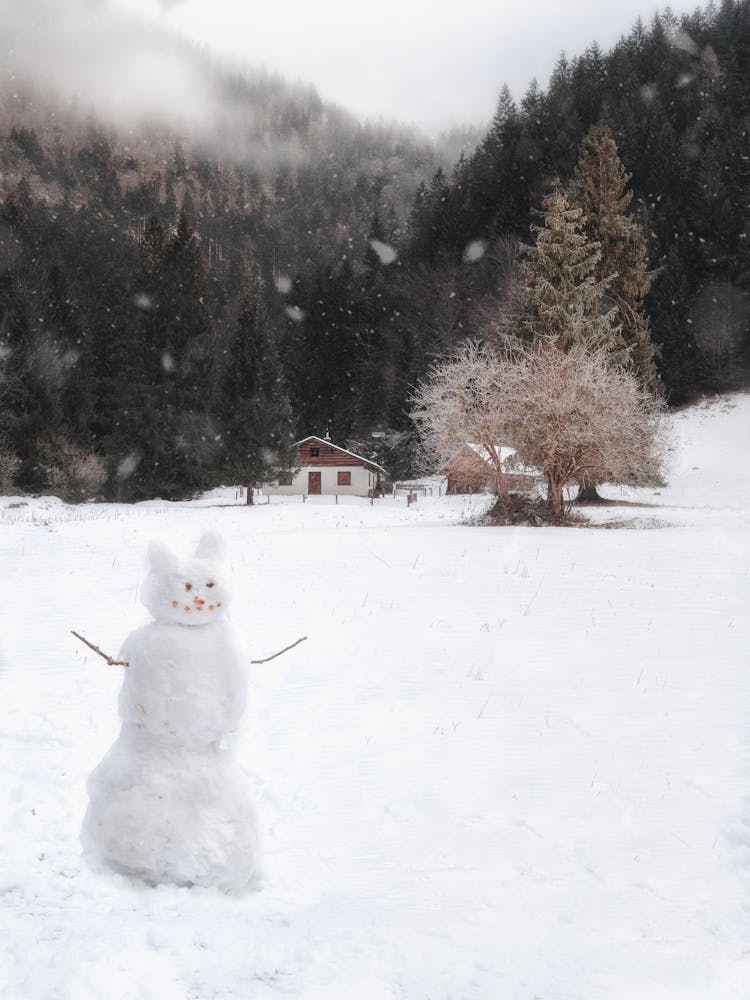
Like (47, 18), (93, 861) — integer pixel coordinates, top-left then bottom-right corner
(441, 445), (504, 495)
(441, 444), (538, 495)
(263, 436), (387, 497)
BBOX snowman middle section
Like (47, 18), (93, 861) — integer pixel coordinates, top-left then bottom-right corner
(119, 618), (247, 745)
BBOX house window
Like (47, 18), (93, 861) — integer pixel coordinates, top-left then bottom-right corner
(337, 471), (351, 486)
(310, 447), (320, 457)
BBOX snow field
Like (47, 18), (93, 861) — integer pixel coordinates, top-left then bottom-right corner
(1, 394), (749, 999)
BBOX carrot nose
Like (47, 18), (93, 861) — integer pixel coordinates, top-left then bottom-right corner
(193, 597), (205, 606)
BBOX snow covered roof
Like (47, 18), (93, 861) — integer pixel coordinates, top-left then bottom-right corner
(438, 443), (516, 475)
(296, 436), (388, 476)
(466, 443), (516, 464)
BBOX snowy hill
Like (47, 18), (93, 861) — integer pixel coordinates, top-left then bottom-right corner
(1, 395), (749, 999)
(579, 391), (750, 528)
(655, 393), (750, 508)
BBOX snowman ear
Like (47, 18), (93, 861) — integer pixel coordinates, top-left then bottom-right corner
(147, 540), (177, 572)
(196, 531), (226, 564)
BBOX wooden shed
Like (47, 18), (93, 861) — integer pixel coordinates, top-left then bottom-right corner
(441, 444), (537, 495)
(442, 445), (499, 495)
(264, 436), (387, 497)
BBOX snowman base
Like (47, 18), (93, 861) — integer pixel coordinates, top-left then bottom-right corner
(82, 725), (261, 892)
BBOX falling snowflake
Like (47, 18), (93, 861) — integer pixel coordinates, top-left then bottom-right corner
(669, 29), (700, 56)
(285, 305), (305, 323)
(116, 453), (140, 481)
(369, 239), (398, 265)
(463, 240), (487, 263)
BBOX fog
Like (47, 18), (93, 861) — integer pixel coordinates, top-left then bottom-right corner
(0, 0), (726, 221)
(113, 0), (708, 135)
(1, 0), (242, 132)
(3, 0), (708, 144)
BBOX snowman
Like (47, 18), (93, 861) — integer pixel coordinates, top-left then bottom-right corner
(81, 531), (261, 891)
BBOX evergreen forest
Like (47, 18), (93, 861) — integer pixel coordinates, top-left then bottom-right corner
(1, 0), (749, 500)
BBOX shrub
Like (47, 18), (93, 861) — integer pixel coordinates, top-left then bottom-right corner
(41, 441), (107, 502)
(0, 449), (21, 495)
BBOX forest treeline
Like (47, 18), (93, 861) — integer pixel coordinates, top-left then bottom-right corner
(1, 1), (749, 500)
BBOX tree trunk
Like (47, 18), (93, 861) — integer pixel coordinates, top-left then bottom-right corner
(575, 480), (606, 504)
(480, 445), (512, 506)
(246, 483), (254, 505)
(497, 473), (512, 506)
(547, 472), (564, 523)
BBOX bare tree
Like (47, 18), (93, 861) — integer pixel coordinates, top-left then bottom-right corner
(411, 339), (664, 523)
(42, 440), (107, 502)
(0, 345), (19, 495)
(410, 340), (518, 505)
(0, 448), (20, 494)
(504, 342), (664, 520)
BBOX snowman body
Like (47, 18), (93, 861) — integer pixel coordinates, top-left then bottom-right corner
(81, 533), (260, 891)
(117, 618), (247, 743)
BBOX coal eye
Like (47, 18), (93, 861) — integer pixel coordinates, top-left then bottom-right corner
(206, 581), (215, 588)
(185, 583), (192, 591)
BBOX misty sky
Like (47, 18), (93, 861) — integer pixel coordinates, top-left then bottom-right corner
(115, 0), (704, 134)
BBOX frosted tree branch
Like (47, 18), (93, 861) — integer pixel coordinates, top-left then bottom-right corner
(71, 630), (129, 667)
(72, 630), (308, 668)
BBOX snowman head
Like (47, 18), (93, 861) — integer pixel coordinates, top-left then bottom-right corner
(142, 532), (231, 626)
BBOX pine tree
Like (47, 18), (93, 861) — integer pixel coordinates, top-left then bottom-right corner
(101, 216), (165, 500)
(145, 211), (216, 499)
(0, 273), (45, 488)
(569, 123), (661, 394)
(287, 261), (360, 441)
(41, 260), (94, 440)
(471, 85), (528, 239)
(544, 54), (584, 176)
(518, 186), (627, 505)
(648, 255), (697, 405)
(218, 275), (295, 492)
(519, 186), (621, 351)
(163, 178), (178, 226)
(405, 172), (449, 265)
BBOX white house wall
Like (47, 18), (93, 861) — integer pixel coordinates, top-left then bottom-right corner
(264, 465), (377, 497)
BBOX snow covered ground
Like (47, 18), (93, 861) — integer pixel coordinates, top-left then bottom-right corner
(1, 394), (749, 1000)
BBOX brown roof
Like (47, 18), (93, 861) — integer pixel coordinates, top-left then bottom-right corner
(296, 436), (387, 475)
